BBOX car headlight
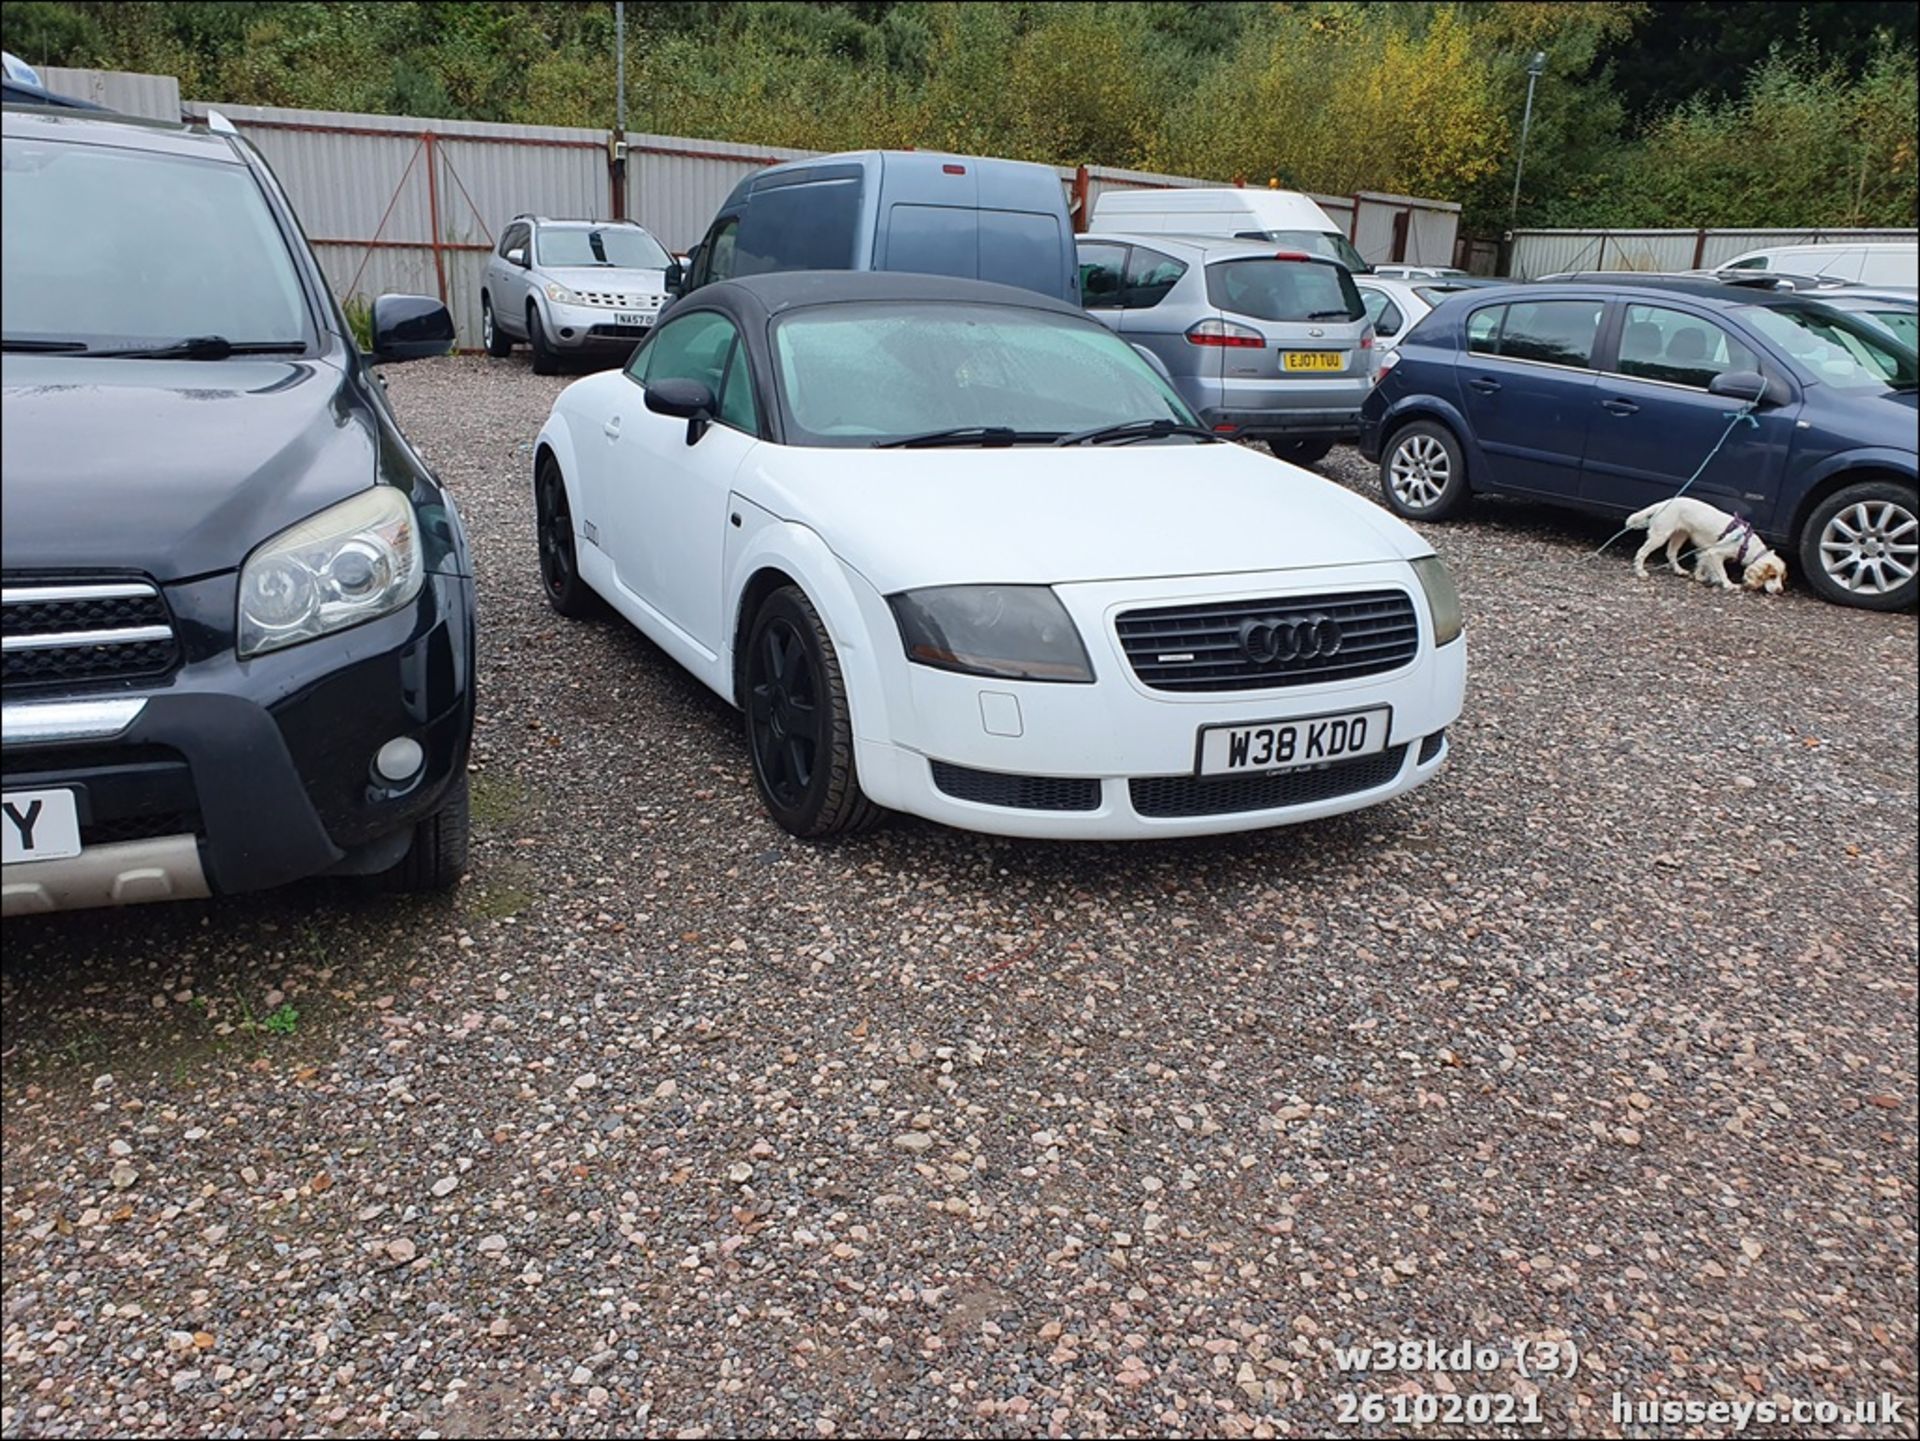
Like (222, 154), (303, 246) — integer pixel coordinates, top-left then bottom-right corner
(545, 281), (579, 304)
(238, 487), (424, 657)
(1410, 554), (1462, 646)
(888, 585), (1094, 683)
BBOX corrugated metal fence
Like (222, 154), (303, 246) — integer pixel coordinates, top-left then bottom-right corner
(1511, 227), (1918, 279)
(38, 64), (179, 119)
(164, 96), (1458, 349)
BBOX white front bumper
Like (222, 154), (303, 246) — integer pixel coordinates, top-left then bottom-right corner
(847, 561), (1466, 839)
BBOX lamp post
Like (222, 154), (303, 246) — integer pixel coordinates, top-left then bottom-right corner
(1508, 50), (1547, 233)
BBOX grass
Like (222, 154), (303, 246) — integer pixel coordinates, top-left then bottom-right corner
(263, 1004), (300, 1036)
(469, 771), (528, 830)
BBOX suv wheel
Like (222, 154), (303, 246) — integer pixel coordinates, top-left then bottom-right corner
(482, 294), (512, 357)
(1798, 480), (1919, 611)
(527, 304), (558, 375)
(378, 772), (470, 892)
(1380, 421), (1470, 521)
(742, 586), (883, 838)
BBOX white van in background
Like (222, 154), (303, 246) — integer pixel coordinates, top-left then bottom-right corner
(1720, 241), (1916, 289)
(1090, 187), (1368, 272)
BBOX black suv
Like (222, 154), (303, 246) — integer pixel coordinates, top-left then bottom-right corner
(1, 105), (474, 914)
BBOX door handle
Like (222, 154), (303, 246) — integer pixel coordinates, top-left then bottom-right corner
(1467, 377), (1501, 394)
(1601, 398), (1639, 416)
(602, 416), (621, 439)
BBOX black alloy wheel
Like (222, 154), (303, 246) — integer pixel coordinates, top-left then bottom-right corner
(742, 586), (882, 836)
(535, 457), (597, 617)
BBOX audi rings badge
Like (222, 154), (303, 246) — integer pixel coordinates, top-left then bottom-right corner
(1237, 614), (1343, 666)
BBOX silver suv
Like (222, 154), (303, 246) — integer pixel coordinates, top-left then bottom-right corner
(1076, 233), (1377, 463)
(481, 216), (675, 372)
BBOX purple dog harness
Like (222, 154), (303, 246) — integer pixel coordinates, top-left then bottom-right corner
(1718, 514), (1760, 566)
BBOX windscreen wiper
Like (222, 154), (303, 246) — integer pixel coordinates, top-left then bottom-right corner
(1053, 418), (1224, 447)
(1307, 309), (1356, 320)
(86, 336), (307, 360)
(1, 338), (89, 352)
(873, 426), (1064, 449)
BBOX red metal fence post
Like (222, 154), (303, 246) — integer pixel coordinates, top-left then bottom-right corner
(423, 130), (447, 305)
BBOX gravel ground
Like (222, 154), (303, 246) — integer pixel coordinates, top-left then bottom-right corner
(4, 353), (1915, 1440)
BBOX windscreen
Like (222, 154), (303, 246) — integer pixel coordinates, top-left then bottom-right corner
(539, 225), (671, 270)
(771, 302), (1197, 446)
(2, 136), (309, 349)
(1207, 259), (1365, 323)
(1740, 303), (1917, 392)
(1237, 227), (1367, 273)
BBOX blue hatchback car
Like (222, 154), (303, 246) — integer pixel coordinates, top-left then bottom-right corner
(1359, 277), (1918, 610)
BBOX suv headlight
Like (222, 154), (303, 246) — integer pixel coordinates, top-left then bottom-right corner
(545, 281), (580, 304)
(888, 585), (1094, 683)
(238, 487), (424, 657)
(1410, 554), (1462, 646)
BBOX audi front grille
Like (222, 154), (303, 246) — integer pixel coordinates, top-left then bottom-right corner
(1, 579), (182, 688)
(1114, 589), (1419, 692)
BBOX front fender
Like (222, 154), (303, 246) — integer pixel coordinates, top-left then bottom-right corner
(1781, 445), (1920, 540)
(722, 503), (895, 747)
(533, 416), (586, 529)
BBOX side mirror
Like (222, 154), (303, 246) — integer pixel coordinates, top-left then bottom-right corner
(663, 259), (685, 298)
(644, 376), (716, 444)
(506, 247), (528, 268)
(1707, 369), (1772, 405)
(369, 294), (454, 364)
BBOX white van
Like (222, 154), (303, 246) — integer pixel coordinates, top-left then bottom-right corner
(1719, 241), (1916, 289)
(1090, 188), (1368, 272)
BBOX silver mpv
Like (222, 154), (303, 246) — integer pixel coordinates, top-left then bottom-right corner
(481, 216), (675, 373)
(1077, 233), (1377, 462)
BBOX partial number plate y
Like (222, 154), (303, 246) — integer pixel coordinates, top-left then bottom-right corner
(2, 788), (83, 863)
(1282, 351), (1346, 371)
(1198, 707), (1391, 777)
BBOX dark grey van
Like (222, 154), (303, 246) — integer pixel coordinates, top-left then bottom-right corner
(676, 150), (1078, 304)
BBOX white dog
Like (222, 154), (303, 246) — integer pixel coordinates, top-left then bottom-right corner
(1624, 497), (1788, 594)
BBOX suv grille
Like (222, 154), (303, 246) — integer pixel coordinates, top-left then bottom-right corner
(574, 290), (665, 310)
(2, 580), (181, 688)
(1130, 745), (1407, 818)
(1115, 589), (1419, 692)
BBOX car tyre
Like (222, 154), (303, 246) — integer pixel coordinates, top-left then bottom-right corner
(743, 586), (883, 838)
(378, 772), (470, 893)
(1798, 480), (1919, 611)
(1267, 438), (1335, 466)
(527, 304), (558, 375)
(535, 455), (601, 617)
(1380, 420), (1470, 521)
(482, 294), (513, 357)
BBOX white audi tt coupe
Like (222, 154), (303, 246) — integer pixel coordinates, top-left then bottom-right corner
(530, 272), (1464, 839)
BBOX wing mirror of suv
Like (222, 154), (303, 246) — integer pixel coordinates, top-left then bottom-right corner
(506, 247), (528, 268)
(663, 258), (686, 298)
(369, 294), (454, 364)
(644, 376), (716, 443)
(1707, 370), (1778, 406)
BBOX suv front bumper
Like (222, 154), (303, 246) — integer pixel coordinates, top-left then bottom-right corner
(2, 572), (474, 914)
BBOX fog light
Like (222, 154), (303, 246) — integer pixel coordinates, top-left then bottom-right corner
(559, 327), (575, 339)
(374, 736), (424, 782)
